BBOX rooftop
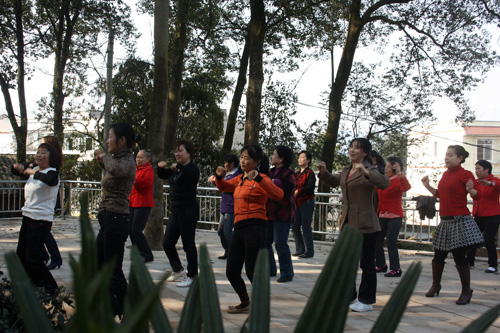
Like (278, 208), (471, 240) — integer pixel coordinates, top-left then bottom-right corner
(1, 216), (499, 332)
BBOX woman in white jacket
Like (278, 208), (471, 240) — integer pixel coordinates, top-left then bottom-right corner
(12, 143), (61, 294)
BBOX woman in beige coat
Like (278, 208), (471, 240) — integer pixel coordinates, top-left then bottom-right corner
(317, 138), (390, 312)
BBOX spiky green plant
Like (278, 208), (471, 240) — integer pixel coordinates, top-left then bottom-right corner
(4, 191), (500, 332)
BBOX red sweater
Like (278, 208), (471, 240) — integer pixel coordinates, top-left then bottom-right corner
(215, 173), (283, 224)
(435, 165), (476, 216)
(472, 174), (500, 217)
(377, 175), (411, 217)
(129, 162), (155, 208)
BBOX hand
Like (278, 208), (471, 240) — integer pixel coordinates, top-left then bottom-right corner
(421, 175), (429, 186)
(478, 179), (493, 186)
(247, 170), (258, 180)
(465, 178), (474, 192)
(215, 166), (226, 177)
(352, 162), (368, 176)
(23, 168), (36, 177)
(171, 163), (178, 171)
(208, 175), (216, 183)
(12, 163), (25, 173)
(157, 161), (167, 168)
(94, 149), (105, 163)
(317, 161), (327, 175)
(294, 190), (299, 197)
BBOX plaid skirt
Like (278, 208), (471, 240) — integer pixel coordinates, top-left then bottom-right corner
(433, 215), (483, 251)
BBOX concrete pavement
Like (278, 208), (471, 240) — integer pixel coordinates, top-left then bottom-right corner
(1, 216), (499, 332)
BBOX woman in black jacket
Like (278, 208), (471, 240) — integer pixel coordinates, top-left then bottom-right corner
(158, 140), (200, 288)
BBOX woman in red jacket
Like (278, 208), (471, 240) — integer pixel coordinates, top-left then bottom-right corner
(466, 160), (500, 273)
(129, 149), (154, 263)
(375, 157), (411, 277)
(421, 145), (483, 305)
(215, 144), (283, 314)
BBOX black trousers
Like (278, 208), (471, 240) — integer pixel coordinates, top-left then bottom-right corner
(17, 216), (58, 293)
(163, 207), (199, 278)
(129, 207), (154, 261)
(97, 210), (130, 316)
(467, 215), (500, 268)
(226, 220), (267, 299)
(353, 231), (379, 304)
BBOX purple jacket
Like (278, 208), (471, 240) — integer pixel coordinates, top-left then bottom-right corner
(220, 168), (241, 214)
(266, 166), (296, 222)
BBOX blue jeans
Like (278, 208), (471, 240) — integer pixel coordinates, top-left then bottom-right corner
(375, 217), (402, 270)
(217, 213), (235, 255)
(96, 210), (130, 316)
(293, 199), (315, 256)
(269, 220), (294, 279)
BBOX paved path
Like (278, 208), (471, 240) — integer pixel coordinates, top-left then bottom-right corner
(1, 217), (499, 332)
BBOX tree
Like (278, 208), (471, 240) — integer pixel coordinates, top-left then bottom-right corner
(320, 0), (500, 185)
(0, 0), (38, 162)
(33, 0), (136, 143)
(146, 0), (170, 250)
(259, 80), (301, 156)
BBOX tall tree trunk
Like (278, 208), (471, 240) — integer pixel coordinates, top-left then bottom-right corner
(244, 0), (266, 145)
(1, 0), (28, 162)
(164, 0), (190, 154)
(221, 33), (250, 159)
(319, 0), (364, 192)
(52, 1), (81, 144)
(145, 0), (170, 251)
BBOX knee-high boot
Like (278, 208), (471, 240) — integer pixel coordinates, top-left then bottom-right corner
(455, 265), (473, 305)
(425, 262), (444, 297)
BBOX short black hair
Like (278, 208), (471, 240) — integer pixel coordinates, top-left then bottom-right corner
(224, 154), (239, 167)
(476, 160), (492, 175)
(176, 140), (198, 157)
(299, 150), (312, 167)
(38, 143), (61, 169)
(387, 156), (404, 171)
(274, 145), (294, 168)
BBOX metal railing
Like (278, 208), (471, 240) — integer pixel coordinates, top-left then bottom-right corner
(0, 179), (446, 244)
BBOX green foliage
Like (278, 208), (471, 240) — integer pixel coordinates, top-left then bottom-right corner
(259, 80), (301, 157)
(0, 270), (73, 332)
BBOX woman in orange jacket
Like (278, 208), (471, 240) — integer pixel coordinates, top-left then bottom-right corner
(215, 144), (283, 314)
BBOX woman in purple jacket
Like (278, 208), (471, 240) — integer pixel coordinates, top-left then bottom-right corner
(211, 154), (241, 259)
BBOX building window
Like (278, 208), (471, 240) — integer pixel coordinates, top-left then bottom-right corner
(477, 138), (492, 161)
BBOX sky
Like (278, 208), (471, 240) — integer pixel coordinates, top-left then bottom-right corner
(3, 2), (500, 135)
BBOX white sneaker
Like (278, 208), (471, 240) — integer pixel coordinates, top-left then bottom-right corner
(167, 268), (186, 282)
(485, 266), (498, 273)
(177, 276), (193, 288)
(349, 300), (373, 312)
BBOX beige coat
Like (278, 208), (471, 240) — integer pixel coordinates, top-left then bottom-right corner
(318, 160), (390, 234)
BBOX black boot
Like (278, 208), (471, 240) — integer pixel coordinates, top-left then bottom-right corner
(455, 265), (473, 305)
(425, 262), (444, 297)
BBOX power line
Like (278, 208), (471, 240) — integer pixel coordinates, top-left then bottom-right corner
(293, 98), (500, 153)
